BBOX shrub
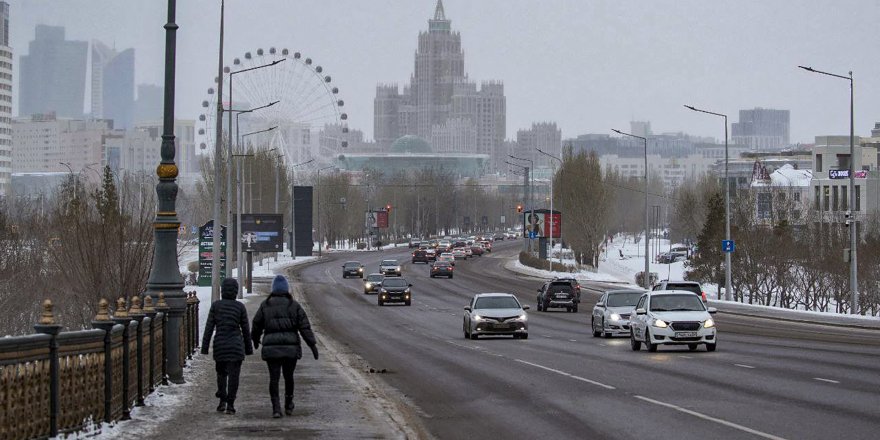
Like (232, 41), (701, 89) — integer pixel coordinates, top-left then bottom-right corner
(519, 251), (576, 272)
(187, 261), (199, 273)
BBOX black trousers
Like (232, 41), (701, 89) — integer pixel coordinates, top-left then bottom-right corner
(266, 358), (298, 400)
(215, 360), (243, 403)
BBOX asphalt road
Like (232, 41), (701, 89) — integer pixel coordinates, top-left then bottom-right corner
(290, 241), (880, 440)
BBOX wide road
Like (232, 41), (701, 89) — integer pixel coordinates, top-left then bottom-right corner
(291, 240), (880, 440)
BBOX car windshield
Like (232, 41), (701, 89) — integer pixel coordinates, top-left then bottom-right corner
(366, 275), (383, 282)
(607, 292), (643, 307)
(383, 278), (408, 288)
(665, 284), (702, 296)
(650, 294), (705, 312)
(381, 260), (398, 266)
(474, 296), (520, 309)
(344, 262), (360, 268)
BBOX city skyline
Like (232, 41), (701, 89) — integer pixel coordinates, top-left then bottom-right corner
(7, 0), (879, 144)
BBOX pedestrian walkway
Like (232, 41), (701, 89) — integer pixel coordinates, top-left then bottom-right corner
(93, 279), (407, 439)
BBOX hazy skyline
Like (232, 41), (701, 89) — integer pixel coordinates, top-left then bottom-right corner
(10, 0), (879, 144)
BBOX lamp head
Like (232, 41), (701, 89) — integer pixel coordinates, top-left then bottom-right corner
(684, 105), (696, 111)
(798, 65), (814, 72)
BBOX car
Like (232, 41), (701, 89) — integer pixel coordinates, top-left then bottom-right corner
(493, 234), (505, 241)
(463, 247), (473, 257)
(463, 293), (530, 339)
(408, 238), (422, 248)
(452, 248), (468, 260)
(379, 259), (402, 276)
(657, 252), (687, 264)
(438, 240), (452, 251)
(378, 277), (412, 306)
(411, 249), (430, 264)
(438, 252), (455, 266)
(536, 280), (578, 312)
(430, 261), (454, 278)
(629, 290), (717, 352)
(363, 273), (385, 294)
(480, 240), (492, 252)
(425, 248), (437, 261)
(342, 261), (364, 278)
(591, 289), (645, 338)
(652, 280), (707, 303)
(551, 277), (582, 303)
(470, 245), (484, 256)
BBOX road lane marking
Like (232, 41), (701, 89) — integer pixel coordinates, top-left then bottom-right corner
(813, 377), (840, 384)
(678, 355), (693, 359)
(734, 364), (755, 369)
(568, 339), (578, 342)
(634, 395), (787, 440)
(514, 359), (615, 390)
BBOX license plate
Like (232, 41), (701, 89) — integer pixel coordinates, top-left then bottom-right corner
(492, 324), (511, 330)
(675, 331), (698, 338)
(556, 294), (569, 298)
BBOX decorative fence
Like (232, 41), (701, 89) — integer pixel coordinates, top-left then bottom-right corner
(0, 292), (200, 440)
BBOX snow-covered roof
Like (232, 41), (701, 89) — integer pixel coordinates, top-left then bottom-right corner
(751, 164), (812, 187)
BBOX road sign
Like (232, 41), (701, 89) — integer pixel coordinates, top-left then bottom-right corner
(198, 221), (227, 286)
(721, 239), (735, 253)
(528, 230), (538, 239)
(829, 169), (850, 179)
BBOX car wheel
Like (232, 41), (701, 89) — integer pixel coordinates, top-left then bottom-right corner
(405, 300), (411, 306)
(601, 319), (612, 338)
(342, 274), (347, 279)
(630, 331), (641, 351)
(706, 342), (717, 352)
(572, 305), (578, 313)
(520, 333), (528, 340)
(591, 318), (601, 337)
(688, 343), (698, 351)
(469, 331), (479, 340)
(378, 299), (384, 306)
(449, 275), (453, 279)
(543, 301), (550, 312)
(430, 275), (434, 278)
(646, 330), (658, 352)
(537, 302), (543, 312)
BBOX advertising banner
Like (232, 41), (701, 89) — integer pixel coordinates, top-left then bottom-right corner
(523, 209), (562, 238)
(366, 210), (389, 228)
(240, 214), (284, 252)
(198, 220), (226, 287)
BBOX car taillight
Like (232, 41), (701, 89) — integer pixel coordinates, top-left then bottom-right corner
(702, 291), (707, 302)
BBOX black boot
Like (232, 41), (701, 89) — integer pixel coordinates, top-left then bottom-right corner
(216, 400), (226, 412)
(271, 396), (282, 418)
(284, 395), (294, 415)
(225, 400), (236, 415)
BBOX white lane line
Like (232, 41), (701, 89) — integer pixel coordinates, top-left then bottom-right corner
(734, 364), (755, 369)
(634, 395), (787, 440)
(678, 355), (693, 359)
(813, 377), (840, 384)
(514, 359), (615, 390)
(568, 339), (578, 342)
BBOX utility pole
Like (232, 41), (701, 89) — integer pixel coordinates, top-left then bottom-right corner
(210, 0), (225, 302)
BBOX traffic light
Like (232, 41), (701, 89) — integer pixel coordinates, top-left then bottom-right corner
(386, 204), (392, 213)
(845, 210), (851, 227)
(516, 204), (523, 213)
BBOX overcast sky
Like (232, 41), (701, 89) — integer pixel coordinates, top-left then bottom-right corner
(10, 0), (880, 144)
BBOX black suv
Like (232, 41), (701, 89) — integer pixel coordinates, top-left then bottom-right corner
(378, 277), (412, 306)
(411, 249), (429, 264)
(537, 280), (579, 312)
(342, 261), (364, 278)
(551, 277), (581, 303)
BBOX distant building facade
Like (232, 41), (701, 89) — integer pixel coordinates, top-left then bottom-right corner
(19, 25), (88, 118)
(0, 1), (11, 197)
(514, 122), (562, 170)
(12, 113), (111, 174)
(133, 84), (164, 125)
(373, 1), (506, 171)
(91, 41), (135, 128)
(731, 108), (790, 151)
(809, 135), (879, 233)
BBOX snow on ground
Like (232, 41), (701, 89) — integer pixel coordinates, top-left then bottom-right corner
(597, 234), (689, 288)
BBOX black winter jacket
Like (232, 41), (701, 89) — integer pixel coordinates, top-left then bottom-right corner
(201, 291), (253, 362)
(251, 292), (317, 360)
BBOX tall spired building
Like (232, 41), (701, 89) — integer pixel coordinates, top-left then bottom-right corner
(375, 0), (505, 165)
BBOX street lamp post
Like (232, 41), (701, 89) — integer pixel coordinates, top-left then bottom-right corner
(288, 159), (314, 260)
(684, 105), (732, 301)
(799, 65), (858, 314)
(612, 129), (650, 289)
(316, 166), (333, 257)
(505, 160), (529, 252)
(537, 148), (562, 272)
(234, 128), (276, 296)
(509, 155), (535, 252)
(145, 0), (186, 383)
(210, 0), (225, 302)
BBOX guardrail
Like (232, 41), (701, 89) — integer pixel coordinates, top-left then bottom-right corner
(0, 292), (200, 439)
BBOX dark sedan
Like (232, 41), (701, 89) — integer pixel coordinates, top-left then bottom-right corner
(342, 261), (364, 278)
(378, 277), (412, 306)
(429, 261), (454, 278)
(363, 273), (384, 294)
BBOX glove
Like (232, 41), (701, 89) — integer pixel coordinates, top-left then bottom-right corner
(200, 348), (208, 355)
(310, 345), (319, 360)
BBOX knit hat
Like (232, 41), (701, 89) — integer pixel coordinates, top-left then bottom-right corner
(221, 278), (238, 300)
(271, 275), (290, 294)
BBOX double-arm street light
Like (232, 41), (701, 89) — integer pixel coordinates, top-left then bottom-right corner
(509, 155), (535, 251)
(505, 160), (529, 252)
(316, 165), (334, 257)
(289, 159), (315, 259)
(612, 129), (651, 289)
(537, 148), (562, 272)
(799, 65), (858, 314)
(683, 105), (732, 301)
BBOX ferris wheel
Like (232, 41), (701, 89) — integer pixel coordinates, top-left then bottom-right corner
(197, 47), (349, 167)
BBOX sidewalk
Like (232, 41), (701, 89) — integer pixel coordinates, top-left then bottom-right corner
(90, 275), (408, 439)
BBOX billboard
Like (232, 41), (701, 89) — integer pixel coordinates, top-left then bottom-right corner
(240, 213), (284, 252)
(198, 220), (227, 287)
(365, 210), (389, 229)
(523, 209), (562, 239)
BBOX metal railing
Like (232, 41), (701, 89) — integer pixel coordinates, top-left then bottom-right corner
(0, 292), (200, 439)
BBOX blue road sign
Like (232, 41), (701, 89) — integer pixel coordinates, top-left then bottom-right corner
(721, 239), (735, 253)
(528, 230), (538, 239)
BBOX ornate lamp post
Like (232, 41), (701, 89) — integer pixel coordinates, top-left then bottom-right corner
(145, 0), (186, 383)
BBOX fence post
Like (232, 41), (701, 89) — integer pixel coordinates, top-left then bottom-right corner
(33, 299), (63, 438)
(156, 293), (170, 386)
(112, 297), (133, 420)
(91, 298), (115, 423)
(144, 295), (157, 393)
(193, 292), (200, 350)
(129, 296), (146, 407)
(186, 292), (198, 358)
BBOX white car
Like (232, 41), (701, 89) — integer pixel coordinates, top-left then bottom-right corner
(463, 293), (530, 340)
(591, 289), (645, 338)
(629, 290), (717, 352)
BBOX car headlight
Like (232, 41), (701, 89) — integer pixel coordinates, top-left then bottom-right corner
(358, 268), (363, 272)
(703, 318), (715, 328)
(404, 288), (411, 294)
(380, 289), (387, 293)
(472, 314), (483, 321)
(396, 266), (401, 271)
(517, 313), (527, 321)
(365, 282), (372, 288)
(610, 313), (621, 321)
(652, 318), (668, 328)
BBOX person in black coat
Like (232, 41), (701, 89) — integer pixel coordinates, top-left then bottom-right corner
(251, 275), (318, 418)
(201, 278), (253, 414)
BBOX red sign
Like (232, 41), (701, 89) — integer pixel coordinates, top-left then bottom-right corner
(523, 211), (562, 238)
(546, 213), (562, 238)
(376, 211), (389, 229)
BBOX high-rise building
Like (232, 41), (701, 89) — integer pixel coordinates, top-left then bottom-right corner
(514, 122), (562, 169)
(373, 0), (506, 167)
(91, 41), (135, 128)
(19, 25), (88, 119)
(133, 84), (164, 125)
(731, 108), (790, 150)
(0, 1), (11, 197)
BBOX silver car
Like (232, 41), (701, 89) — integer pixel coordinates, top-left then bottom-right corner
(463, 293), (530, 340)
(591, 289), (645, 338)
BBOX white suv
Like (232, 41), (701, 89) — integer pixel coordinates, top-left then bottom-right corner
(630, 290), (717, 352)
